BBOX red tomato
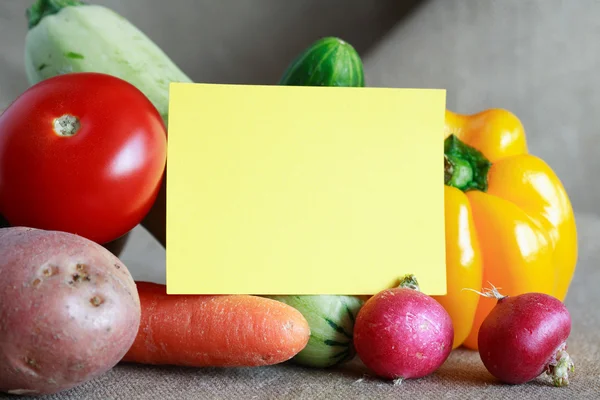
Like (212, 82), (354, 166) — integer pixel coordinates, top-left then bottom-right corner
(0, 72), (167, 244)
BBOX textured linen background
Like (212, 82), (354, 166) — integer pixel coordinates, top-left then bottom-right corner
(0, 0), (599, 398)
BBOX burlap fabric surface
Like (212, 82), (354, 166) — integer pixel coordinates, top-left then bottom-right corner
(1, 0), (600, 398)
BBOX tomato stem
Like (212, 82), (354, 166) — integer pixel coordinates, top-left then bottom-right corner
(53, 114), (80, 137)
(444, 134), (491, 192)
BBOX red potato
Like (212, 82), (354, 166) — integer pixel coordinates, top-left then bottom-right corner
(0, 227), (141, 396)
(477, 286), (574, 386)
(353, 275), (454, 382)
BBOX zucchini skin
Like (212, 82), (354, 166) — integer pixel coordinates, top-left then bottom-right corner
(24, 3), (192, 125)
(279, 37), (365, 87)
(266, 295), (364, 368)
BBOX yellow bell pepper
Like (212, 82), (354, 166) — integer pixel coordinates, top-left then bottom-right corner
(432, 108), (578, 350)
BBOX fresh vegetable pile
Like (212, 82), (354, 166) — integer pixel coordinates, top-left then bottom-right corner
(0, 0), (579, 396)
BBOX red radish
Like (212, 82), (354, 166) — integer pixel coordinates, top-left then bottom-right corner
(476, 285), (574, 386)
(353, 274), (454, 383)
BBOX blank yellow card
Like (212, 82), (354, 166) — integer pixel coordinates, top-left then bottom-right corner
(166, 83), (446, 295)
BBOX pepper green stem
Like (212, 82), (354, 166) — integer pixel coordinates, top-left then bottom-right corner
(27, 0), (85, 29)
(546, 344), (574, 387)
(398, 274), (420, 291)
(444, 134), (492, 192)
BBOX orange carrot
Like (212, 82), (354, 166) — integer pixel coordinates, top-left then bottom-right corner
(121, 281), (310, 367)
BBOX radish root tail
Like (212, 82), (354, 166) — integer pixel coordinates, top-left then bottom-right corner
(392, 377), (404, 386)
(461, 282), (507, 300)
(546, 344), (574, 387)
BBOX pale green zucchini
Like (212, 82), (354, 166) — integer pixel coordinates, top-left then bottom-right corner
(266, 295), (364, 368)
(24, 0), (192, 125)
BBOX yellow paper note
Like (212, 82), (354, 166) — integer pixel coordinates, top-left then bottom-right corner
(166, 83), (446, 296)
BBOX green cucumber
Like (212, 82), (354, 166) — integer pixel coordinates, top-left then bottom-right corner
(24, 0), (192, 125)
(266, 295), (364, 368)
(271, 38), (365, 369)
(279, 36), (365, 87)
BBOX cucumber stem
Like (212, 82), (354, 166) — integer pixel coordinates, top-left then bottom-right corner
(27, 0), (85, 29)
